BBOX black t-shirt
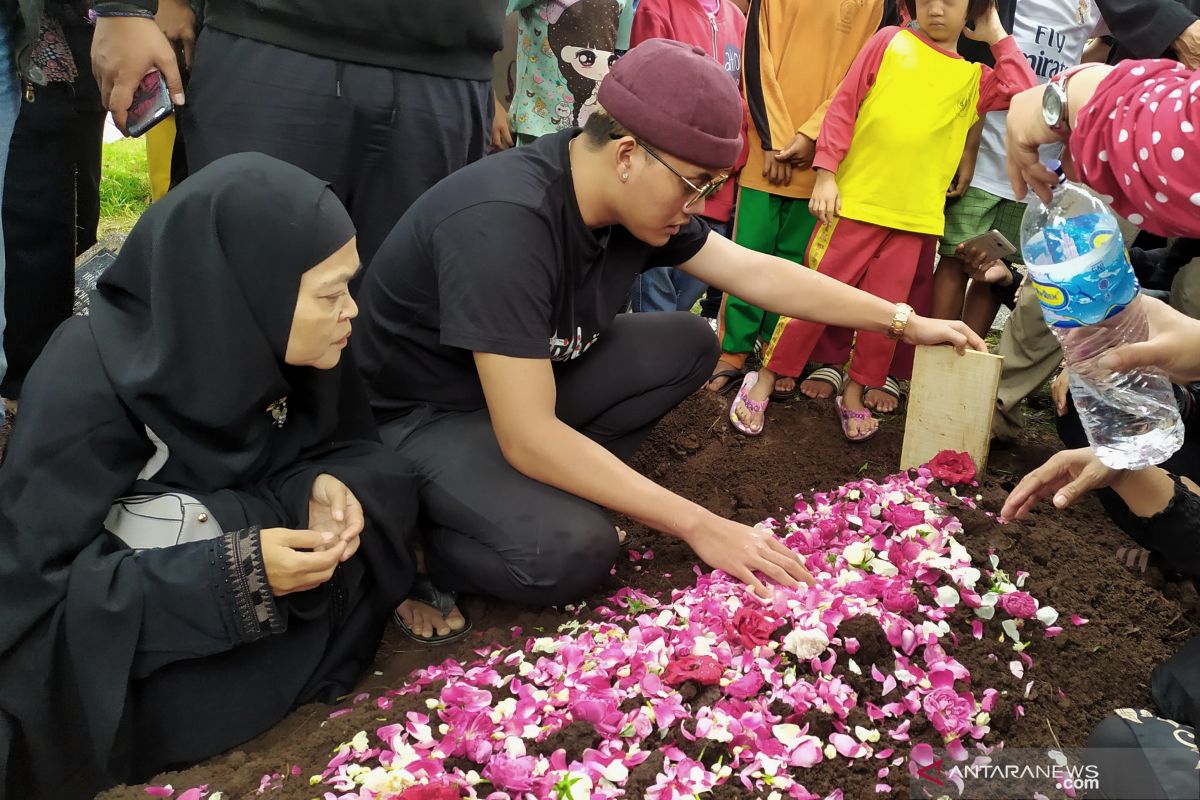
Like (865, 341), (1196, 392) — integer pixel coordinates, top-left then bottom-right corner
(356, 129), (711, 422)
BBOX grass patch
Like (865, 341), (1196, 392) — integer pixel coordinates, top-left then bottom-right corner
(99, 138), (151, 238)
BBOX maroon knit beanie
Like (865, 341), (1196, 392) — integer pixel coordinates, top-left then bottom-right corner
(597, 38), (743, 169)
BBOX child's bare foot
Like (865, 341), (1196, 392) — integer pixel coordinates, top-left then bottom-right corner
(396, 598), (467, 640)
(799, 365), (843, 400)
(840, 380), (878, 439)
(772, 375), (796, 398)
(863, 389), (897, 413)
(863, 377), (902, 413)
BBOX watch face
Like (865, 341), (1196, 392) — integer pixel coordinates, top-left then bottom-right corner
(1043, 83), (1065, 129)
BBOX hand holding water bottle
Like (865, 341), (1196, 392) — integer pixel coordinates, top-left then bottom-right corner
(1097, 296), (1200, 385)
(1020, 165), (1184, 470)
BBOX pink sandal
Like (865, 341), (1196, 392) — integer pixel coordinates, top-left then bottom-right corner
(729, 371), (769, 436)
(835, 395), (878, 442)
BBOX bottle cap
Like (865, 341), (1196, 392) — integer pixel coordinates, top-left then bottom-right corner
(1044, 159), (1066, 185)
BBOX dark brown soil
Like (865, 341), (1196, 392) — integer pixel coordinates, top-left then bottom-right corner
(100, 391), (1199, 799)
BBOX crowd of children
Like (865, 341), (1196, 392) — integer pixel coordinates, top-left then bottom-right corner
(487, 0), (1143, 447)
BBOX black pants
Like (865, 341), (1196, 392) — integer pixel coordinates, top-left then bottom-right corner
(181, 27), (492, 267)
(381, 312), (718, 607)
(1057, 389), (1200, 577)
(1, 24), (104, 398)
(1086, 712), (1199, 799)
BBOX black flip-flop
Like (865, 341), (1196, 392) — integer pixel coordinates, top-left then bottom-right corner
(705, 367), (745, 396)
(394, 574), (473, 646)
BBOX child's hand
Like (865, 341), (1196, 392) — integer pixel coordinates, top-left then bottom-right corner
(764, 151), (793, 186)
(776, 132), (816, 170)
(947, 149), (977, 198)
(810, 170), (841, 225)
(963, 3), (1006, 45)
(1052, 366), (1070, 416)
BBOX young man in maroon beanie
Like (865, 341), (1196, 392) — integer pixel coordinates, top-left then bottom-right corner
(355, 39), (984, 640)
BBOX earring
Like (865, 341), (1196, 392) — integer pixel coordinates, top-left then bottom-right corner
(620, 172), (629, 182)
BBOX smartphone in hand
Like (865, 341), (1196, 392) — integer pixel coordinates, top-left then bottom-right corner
(959, 229), (1017, 263)
(126, 70), (174, 138)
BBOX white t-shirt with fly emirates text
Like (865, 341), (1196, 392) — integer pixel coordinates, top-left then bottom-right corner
(972, 0), (1103, 201)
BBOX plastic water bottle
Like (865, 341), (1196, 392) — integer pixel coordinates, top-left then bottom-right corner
(1020, 168), (1184, 470)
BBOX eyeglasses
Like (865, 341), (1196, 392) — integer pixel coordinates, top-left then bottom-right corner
(636, 140), (729, 209)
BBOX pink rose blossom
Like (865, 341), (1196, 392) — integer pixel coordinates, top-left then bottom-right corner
(922, 687), (975, 736)
(998, 591), (1038, 619)
(884, 504), (925, 532)
(483, 755), (537, 792)
(881, 587), (919, 615)
(397, 780), (463, 799)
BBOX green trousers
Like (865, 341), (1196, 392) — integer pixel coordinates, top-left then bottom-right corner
(717, 186), (818, 364)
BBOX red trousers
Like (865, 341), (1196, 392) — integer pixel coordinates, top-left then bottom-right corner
(763, 217), (935, 388)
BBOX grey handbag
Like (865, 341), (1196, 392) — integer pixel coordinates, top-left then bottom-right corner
(103, 493), (224, 550)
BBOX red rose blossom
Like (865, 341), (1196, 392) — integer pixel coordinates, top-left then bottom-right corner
(727, 607), (780, 650)
(663, 654), (723, 686)
(998, 590), (1038, 619)
(928, 450), (977, 485)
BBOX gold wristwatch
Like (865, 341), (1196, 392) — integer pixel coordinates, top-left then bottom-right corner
(887, 303), (913, 340)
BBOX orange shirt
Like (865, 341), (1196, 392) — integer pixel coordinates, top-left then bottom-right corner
(741, 0), (885, 200)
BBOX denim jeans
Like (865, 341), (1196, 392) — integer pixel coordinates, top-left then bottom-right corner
(0, 19), (21, 417)
(630, 218), (731, 313)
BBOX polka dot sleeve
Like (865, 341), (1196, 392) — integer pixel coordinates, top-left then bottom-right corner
(1071, 59), (1200, 239)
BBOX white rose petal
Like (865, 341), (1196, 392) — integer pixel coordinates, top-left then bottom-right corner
(1001, 619), (1021, 641)
(855, 725), (881, 743)
(868, 558), (898, 577)
(934, 585), (961, 608)
(783, 628), (830, 660)
(563, 773), (593, 800)
(843, 541), (874, 566)
(1009, 660), (1024, 679)
(772, 723), (802, 749)
(601, 761), (630, 784)
(1035, 606), (1059, 627)
(955, 566), (982, 588)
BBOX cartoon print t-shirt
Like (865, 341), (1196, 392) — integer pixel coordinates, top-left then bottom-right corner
(508, 0), (634, 139)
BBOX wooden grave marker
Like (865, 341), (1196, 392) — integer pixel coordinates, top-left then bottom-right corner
(900, 345), (1003, 475)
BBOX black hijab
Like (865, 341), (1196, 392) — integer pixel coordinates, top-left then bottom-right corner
(0, 154), (380, 798)
(89, 152), (357, 491)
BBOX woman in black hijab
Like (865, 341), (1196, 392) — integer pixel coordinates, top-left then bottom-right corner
(0, 153), (417, 798)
